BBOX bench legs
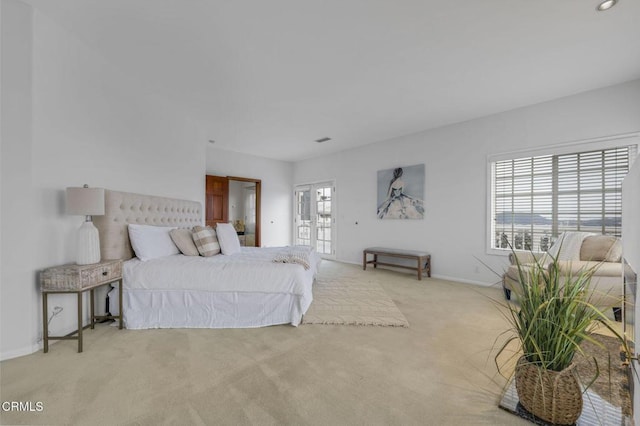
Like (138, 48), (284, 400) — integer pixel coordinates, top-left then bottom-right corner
(363, 252), (431, 280)
(613, 307), (621, 322)
(363, 253), (380, 270)
(503, 286), (511, 300)
(422, 256), (431, 279)
(417, 256), (431, 280)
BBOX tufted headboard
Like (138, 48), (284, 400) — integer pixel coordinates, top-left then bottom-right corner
(94, 190), (202, 260)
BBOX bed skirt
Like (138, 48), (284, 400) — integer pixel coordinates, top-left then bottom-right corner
(108, 287), (311, 329)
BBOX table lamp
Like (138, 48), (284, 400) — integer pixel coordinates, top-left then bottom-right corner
(66, 185), (105, 265)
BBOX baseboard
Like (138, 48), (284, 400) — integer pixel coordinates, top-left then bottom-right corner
(430, 274), (495, 287)
(0, 318), (96, 361)
(0, 342), (41, 361)
(333, 258), (496, 287)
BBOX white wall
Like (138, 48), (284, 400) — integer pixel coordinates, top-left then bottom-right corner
(294, 80), (640, 285)
(1, 2), (207, 360)
(1, 0), (37, 361)
(206, 147), (293, 247)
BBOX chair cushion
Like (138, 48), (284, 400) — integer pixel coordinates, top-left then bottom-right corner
(579, 235), (621, 262)
(505, 263), (544, 285)
(556, 260), (623, 277)
(550, 232), (594, 261)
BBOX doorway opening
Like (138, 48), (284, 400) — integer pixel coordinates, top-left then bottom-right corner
(206, 175), (261, 247)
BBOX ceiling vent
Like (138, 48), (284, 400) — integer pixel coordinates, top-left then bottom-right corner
(315, 137), (331, 143)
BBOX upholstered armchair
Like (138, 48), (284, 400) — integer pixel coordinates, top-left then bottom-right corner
(502, 233), (623, 320)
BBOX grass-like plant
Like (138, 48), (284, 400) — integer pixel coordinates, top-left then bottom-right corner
(488, 243), (636, 424)
(496, 246), (627, 374)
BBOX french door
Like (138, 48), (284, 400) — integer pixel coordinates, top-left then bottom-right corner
(294, 182), (335, 259)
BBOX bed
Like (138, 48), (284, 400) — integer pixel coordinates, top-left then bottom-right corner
(94, 190), (320, 329)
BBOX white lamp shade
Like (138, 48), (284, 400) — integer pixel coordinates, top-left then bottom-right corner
(66, 187), (105, 216)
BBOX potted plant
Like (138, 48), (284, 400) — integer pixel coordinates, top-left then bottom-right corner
(496, 247), (629, 425)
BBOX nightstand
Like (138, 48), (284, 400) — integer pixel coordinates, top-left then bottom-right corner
(40, 259), (123, 353)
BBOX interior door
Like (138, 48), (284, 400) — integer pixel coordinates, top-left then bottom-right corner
(295, 182), (335, 258)
(205, 175), (228, 227)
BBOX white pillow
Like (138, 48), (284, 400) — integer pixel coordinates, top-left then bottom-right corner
(128, 224), (179, 261)
(216, 223), (242, 255)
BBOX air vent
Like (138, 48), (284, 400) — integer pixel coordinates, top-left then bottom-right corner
(315, 137), (331, 143)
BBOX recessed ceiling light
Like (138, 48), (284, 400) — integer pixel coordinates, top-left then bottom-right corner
(596, 0), (617, 11)
(315, 137), (331, 143)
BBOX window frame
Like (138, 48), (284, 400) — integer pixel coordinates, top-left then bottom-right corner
(293, 180), (337, 259)
(486, 133), (639, 255)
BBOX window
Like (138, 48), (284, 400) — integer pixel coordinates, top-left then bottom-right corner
(490, 143), (637, 252)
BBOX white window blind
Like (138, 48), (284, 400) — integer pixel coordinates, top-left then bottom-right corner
(492, 145), (637, 251)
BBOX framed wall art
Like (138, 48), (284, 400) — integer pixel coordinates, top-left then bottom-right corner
(377, 164), (425, 219)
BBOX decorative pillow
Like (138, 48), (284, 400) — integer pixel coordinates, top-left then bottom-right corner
(580, 235), (621, 262)
(216, 223), (242, 255)
(192, 226), (221, 256)
(128, 224), (179, 261)
(169, 228), (199, 256)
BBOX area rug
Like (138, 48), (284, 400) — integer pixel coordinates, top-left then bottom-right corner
(302, 268), (409, 327)
(574, 333), (631, 416)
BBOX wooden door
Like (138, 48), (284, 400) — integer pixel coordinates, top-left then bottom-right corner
(205, 175), (228, 227)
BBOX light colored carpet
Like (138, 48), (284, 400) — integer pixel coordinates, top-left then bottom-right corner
(0, 261), (530, 426)
(302, 263), (409, 327)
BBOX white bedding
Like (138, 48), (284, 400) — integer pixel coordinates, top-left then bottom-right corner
(119, 246), (321, 329)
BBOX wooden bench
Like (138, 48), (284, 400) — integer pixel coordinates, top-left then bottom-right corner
(362, 247), (431, 280)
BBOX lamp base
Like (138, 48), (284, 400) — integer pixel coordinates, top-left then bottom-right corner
(76, 221), (101, 265)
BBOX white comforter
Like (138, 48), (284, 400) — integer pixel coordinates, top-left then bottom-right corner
(124, 246), (320, 294)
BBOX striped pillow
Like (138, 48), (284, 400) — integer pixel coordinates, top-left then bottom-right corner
(192, 226), (221, 256)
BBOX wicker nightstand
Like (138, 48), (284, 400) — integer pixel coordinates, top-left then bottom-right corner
(40, 259), (123, 353)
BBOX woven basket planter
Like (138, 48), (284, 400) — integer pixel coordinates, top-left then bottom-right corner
(515, 357), (583, 425)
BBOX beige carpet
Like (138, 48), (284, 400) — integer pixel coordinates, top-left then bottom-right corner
(302, 263), (409, 327)
(0, 261), (530, 426)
